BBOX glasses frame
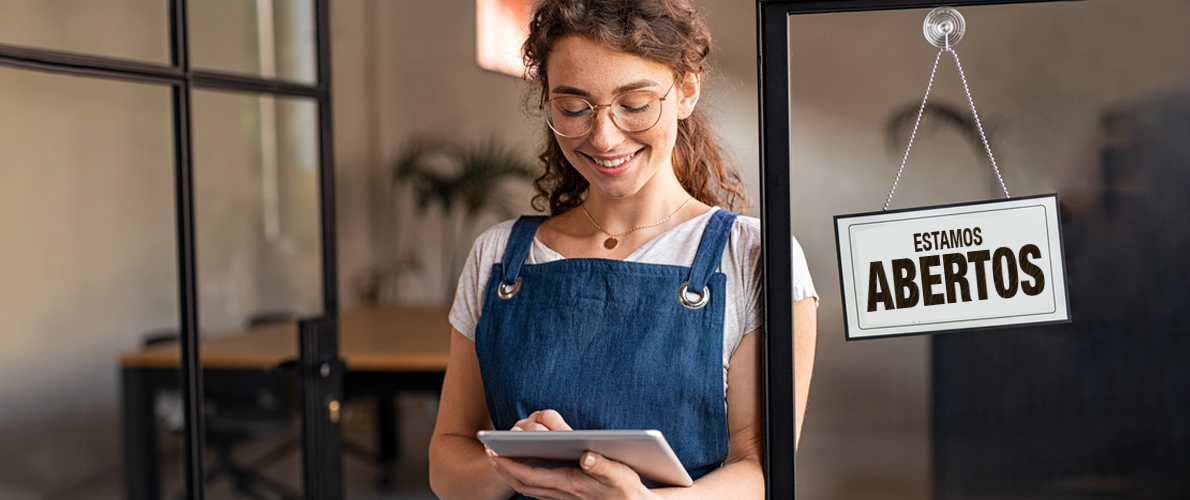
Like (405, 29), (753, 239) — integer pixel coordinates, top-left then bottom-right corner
(541, 79), (677, 138)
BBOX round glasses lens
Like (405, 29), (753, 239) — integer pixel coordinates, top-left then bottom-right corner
(611, 91), (662, 133)
(546, 98), (594, 137)
(545, 91), (664, 137)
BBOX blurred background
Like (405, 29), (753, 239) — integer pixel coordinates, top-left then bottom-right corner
(1, 0), (1188, 499)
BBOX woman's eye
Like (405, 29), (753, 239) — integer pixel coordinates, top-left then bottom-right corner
(561, 107), (590, 117)
(618, 103), (651, 114)
(616, 94), (656, 113)
(554, 99), (591, 117)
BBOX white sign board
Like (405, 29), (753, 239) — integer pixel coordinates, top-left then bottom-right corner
(835, 195), (1070, 340)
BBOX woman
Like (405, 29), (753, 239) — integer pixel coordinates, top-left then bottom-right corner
(429, 0), (818, 498)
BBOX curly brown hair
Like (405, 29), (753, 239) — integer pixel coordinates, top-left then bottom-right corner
(523, 0), (748, 216)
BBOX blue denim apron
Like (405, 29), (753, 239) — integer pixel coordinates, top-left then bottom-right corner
(475, 209), (738, 494)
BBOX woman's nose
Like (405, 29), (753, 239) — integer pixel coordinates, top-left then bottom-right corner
(587, 107), (624, 151)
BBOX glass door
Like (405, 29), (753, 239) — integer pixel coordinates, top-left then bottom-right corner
(761, 0), (1190, 497)
(0, 1), (341, 499)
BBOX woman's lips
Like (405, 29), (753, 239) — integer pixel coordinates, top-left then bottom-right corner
(587, 150), (639, 175)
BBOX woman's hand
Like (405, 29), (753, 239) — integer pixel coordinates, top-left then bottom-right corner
(490, 409), (654, 499)
(487, 449), (657, 500)
(510, 409), (573, 431)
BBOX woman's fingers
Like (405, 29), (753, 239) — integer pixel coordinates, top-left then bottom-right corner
(490, 451), (650, 500)
(535, 409), (573, 430)
(579, 451), (641, 489)
(511, 409), (573, 431)
(510, 420), (550, 431)
(579, 451), (605, 477)
(487, 449), (532, 494)
(491, 418), (649, 499)
(489, 454), (570, 498)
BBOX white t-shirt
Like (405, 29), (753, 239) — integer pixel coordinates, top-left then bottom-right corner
(449, 207), (818, 385)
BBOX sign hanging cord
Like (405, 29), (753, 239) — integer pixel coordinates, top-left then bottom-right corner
(884, 32), (1010, 211)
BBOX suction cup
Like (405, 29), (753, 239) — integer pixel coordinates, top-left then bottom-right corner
(923, 7), (965, 48)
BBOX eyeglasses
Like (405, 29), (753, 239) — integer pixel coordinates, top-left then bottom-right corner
(542, 80), (676, 138)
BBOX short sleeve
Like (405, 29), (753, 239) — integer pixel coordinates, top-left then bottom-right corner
(448, 220), (516, 341)
(734, 218), (764, 337)
(719, 216), (763, 369)
(725, 220), (821, 342)
(725, 220), (819, 352)
(792, 235), (818, 305)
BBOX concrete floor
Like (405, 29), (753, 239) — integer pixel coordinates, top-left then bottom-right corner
(39, 393), (439, 500)
(32, 356), (931, 500)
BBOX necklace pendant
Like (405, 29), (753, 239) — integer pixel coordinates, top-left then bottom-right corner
(603, 237), (619, 250)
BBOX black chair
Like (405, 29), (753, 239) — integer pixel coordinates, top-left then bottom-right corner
(244, 311), (397, 488)
(144, 315), (300, 500)
(198, 366), (298, 500)
(246, 310), (298, 328)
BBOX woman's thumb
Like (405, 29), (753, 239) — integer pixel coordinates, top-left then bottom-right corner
(580, 451), (616, 480)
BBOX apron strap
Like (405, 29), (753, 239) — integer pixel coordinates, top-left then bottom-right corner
(685, 209), (738, 294)
(501, 215), (547, 287)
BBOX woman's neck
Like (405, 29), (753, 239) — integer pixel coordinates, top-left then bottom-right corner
(582, 179), (695, 234)
(537, 170), (710, 260)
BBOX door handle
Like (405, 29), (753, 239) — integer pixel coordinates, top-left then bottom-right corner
(328, 399), (341, 424)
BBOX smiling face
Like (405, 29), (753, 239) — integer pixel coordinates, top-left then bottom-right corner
(545, 35), (700, 203)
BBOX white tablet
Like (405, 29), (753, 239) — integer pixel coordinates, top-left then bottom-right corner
(477, 429), (694, 487)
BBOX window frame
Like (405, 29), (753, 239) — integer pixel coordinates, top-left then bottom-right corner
(0, 2), (338, 499)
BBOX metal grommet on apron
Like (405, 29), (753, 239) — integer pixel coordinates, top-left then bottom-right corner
(679, 207), (736, 310)
(496, 277), (522, 299)
(475, 209), (739, 492)
(494, 216), (544, 300)
(677, 282), (710, 309)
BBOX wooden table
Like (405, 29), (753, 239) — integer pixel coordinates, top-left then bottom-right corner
(121, 305), (452, 500)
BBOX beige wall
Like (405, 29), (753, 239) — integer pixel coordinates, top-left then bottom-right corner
(0, 0), (168, 63)
(0, 68), (176, 499)
(333, 0), (534, 306)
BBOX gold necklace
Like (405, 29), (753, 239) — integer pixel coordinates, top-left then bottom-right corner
(580, 197), (695, 250)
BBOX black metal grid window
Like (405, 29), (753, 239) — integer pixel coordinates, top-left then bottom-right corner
(0, 1), (338, 499)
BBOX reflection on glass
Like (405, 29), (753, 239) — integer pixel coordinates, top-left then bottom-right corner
(0, 0), (169, 63)
(787, 1), (1190, 498)
(192, 90), (322, 333)
(0, 67), (175, 497)
(190, 0), (317, 84)
(188, 90), (321, 497)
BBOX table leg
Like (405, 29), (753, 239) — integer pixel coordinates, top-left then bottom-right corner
(122, 367), (160, 500)
(377, 389), (398, 489)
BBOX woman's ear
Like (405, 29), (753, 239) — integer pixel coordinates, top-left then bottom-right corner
(676, 72), (701, 120)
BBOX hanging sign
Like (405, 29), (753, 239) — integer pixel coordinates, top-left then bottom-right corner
(833, 8), (1070, 340)
(835, 195), (1070, 340)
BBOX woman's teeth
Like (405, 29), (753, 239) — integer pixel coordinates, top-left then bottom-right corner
(594, 152), (635, 168)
